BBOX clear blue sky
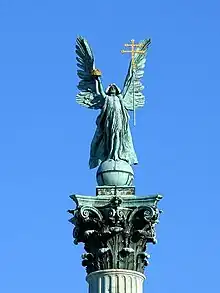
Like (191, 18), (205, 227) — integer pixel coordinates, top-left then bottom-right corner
(0, 0), (219, 292)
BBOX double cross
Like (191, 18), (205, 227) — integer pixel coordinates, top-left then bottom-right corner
(121, 39), (146, 69)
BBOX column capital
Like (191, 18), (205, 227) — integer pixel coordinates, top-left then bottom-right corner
(68, 187), (162, 275)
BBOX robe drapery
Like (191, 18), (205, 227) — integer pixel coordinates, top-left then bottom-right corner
(89, 94), (138, 169)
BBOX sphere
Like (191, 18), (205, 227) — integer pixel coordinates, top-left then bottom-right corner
(96, 159), (134, 186)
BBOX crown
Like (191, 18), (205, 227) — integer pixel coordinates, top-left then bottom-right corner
(91, 68), (102, 76)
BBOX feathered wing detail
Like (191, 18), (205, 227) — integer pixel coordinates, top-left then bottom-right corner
(76, 36), (105, 109)
(122, 39), (151, 110)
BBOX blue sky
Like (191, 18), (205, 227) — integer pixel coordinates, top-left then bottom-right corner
(0, 0), (220, 292)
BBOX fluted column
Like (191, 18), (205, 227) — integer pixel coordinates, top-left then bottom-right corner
(86, 269), (145, 293)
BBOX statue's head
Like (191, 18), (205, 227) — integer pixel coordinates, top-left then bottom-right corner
(106, 84), (120, 96)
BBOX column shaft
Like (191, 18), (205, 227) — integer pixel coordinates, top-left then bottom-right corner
(86, 269), (145, 293)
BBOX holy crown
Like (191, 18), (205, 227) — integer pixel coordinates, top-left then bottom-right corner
(91, 68), (102, 76)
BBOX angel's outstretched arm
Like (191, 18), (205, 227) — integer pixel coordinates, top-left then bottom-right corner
(122, 39), (151, 111)
(95, 77), (106, 98)
(123, 69), (133, 98)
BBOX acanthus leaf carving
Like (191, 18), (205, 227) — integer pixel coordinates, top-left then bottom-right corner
(69, 194), (162, 275)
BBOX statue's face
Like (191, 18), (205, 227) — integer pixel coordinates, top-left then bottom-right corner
(108, 85), (117, 96)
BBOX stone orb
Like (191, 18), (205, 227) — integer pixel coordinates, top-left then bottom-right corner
(96, 159), (134, 186)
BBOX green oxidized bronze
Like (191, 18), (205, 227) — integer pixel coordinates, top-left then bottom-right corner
(68, 188), (162, 274)
(69, 37), (163, 277)
(76, 36), (151, 186)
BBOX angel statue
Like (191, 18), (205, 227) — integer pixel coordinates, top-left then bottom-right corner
(75, 36), (150, 176)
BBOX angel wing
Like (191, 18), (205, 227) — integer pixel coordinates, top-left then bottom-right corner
(76, 36), (105, 109)
(122, 39), (151, 110)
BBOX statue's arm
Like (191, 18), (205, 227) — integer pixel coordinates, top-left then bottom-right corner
(96, 77), (106, 98)
(122, 70), (133, 99)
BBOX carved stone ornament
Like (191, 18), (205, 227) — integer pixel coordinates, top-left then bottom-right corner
(68, 188), (162, 275)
